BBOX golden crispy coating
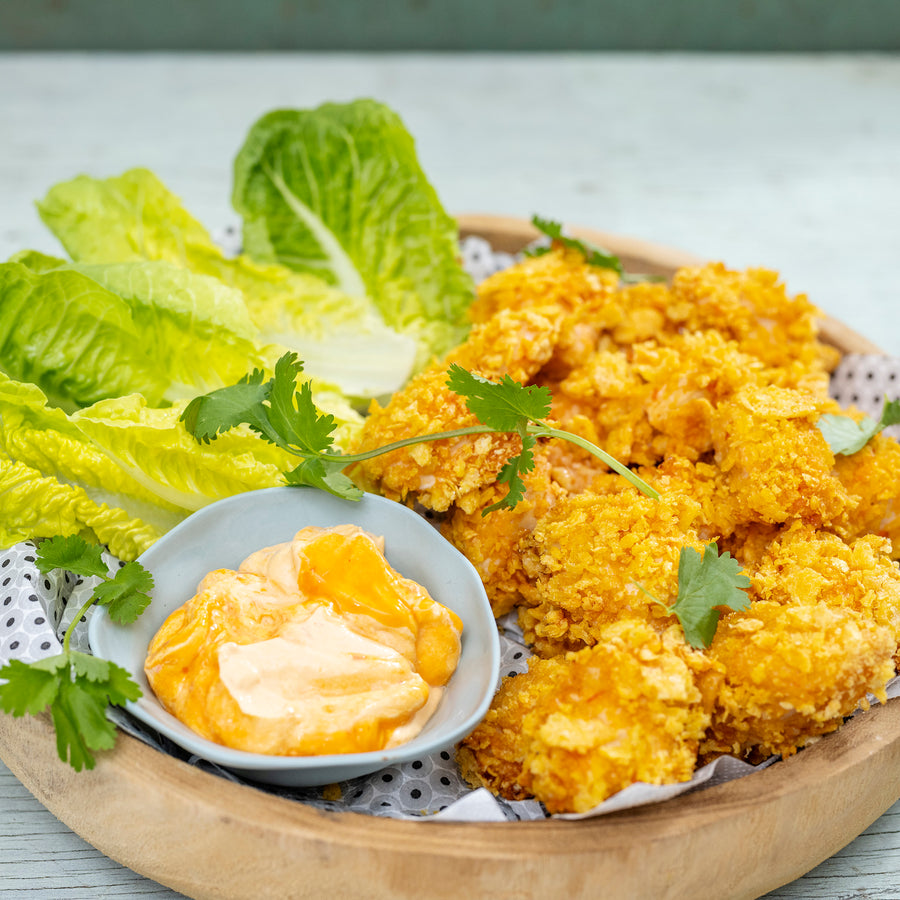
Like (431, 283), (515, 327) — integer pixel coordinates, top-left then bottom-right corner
(631, 332), (768, 461)
(469, 246), (619, 376)
(549, 331), (797, 471)
(834, 431), (900, 558)
(750, 522), (900, 660)
(711, 385), (854, 528)
(355, 248), (900, 800)
(457, 620), (712, 814)
(518, 487), (706, 657)
(717, 522), (786, 569)
(441, 447), (568, 617)
(629, 455), (736, 544)
(701, 601), (895, 762)
(445, 304), (563, 384)
(349, 308), (560, 512)
(670, 264), (840, 391)
(456, 653), (560, 803)
(548, 348), (659, 467)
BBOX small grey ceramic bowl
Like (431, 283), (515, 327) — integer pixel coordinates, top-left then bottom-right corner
(89, 486), (500, 787)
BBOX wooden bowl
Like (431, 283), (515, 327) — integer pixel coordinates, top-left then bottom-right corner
(1, 215), (895, 900)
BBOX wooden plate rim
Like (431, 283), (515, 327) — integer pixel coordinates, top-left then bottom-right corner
(1, 215), (894, 900)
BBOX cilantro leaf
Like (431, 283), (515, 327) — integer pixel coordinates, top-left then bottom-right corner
(92, 561), (154, 625)
(444, 365), (552, 513)
(0, 650), (141, 772)
(527, 215), (624, 276)
(283, 456), (363, 500)
(180, 353), (339, 460)
(268, 363), (338, 455)
(482, 430), (537, 514)
(669, 544), (751, 649)
(182, 351), (657, 513)
(1, 536), (149, 771)
(179, 367), (279, 445)
(818, 396), (900, 456)
(35, 535), (107, 579)
(55, 652), (142, 771)
(445, 364), (552, 430)
(0, 656), (65, 715)
(69, 651), (141, 706)
(51, 673), (117, 771)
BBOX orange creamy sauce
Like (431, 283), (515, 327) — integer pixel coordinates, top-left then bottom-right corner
(144, 525), (463, 756)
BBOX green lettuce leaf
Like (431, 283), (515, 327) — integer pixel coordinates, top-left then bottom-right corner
(37, 168), (417, 398)
(0, 373), (349, 558)
(0, 374), (184, 531)
(0, 259), (165, 410)
(1, 252), (365, 441)
(2, 251), (281, 406)
(71, 394), (294, 513)
(0, 453), (163, 561)
(232, 99), (475, 366)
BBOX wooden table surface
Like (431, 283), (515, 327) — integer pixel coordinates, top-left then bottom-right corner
(1, 51), (900, 899)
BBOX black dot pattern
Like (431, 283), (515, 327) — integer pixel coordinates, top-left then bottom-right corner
(829, 354), (900, 440)
(0, 542), (68, 665)
(459, 235), (518, 284)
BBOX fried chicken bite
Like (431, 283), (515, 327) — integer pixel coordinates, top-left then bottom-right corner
(750, 521), (900, 662)
(711, 385), (854, 528)
(549, 330), (783, 471)
(457, 620), (713, 814)
(547, 347), (659, 467)
(469, 245), (620, 376)
(518, 486), (706, 657)
(670, 263), (840, 393)
(700, 601), (895, 762)
(631, 332), (768, 461)
(630, 455), (737, 544)
(441, 446), (568, 617)
(834, 430), (900, 558)
(349, 307), (561, 513)
(717, 522), (786, 569)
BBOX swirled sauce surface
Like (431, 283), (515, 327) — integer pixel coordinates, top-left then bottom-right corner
(144, 524), (463, 756)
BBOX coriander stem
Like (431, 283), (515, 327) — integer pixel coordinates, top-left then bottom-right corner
(306, 421), (658, 501)
(323, 425), (498, 464)
(527, 424), (660, 500)
(62, 595), (99, 654)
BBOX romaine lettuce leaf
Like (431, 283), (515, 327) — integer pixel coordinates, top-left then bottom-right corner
(0, 253), (281, 408)
(0, 252), (365, 444)
(0, 259), (165, 411)
(231, 99), (475, 366)
(0, 374), (342, 558)
(71, 395), (292, 513)
(0, 374), (184, 532)
(37, 168), (417, 398)
(0, 453), (163, 561)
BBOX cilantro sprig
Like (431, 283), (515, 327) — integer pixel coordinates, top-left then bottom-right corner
(526, 215), (624, 276)
(637, 543), (752, 649)
(0, 535), (153, 771)
(817, 396), (900, 456)
(524, 215), (665, 284)
(181, 352), (659, 513)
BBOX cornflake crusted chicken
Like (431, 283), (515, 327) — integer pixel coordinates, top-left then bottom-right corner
(347, 245), (900, 814)
(457, 620), (714, 814)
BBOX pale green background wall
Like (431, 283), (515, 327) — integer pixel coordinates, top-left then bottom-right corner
(1, 0), (899, 51)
